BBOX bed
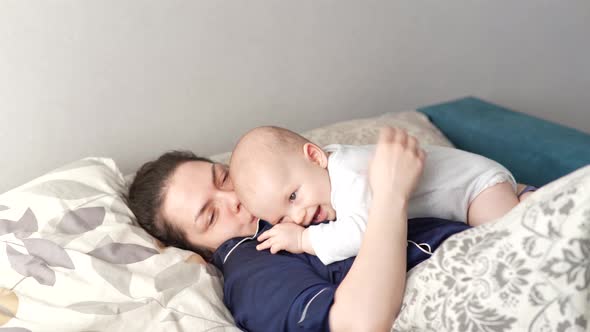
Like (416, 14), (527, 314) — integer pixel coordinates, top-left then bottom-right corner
(1, 97), (589, 331)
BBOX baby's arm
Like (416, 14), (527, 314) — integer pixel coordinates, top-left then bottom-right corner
(256, 222), (316, 254)
(257, 172), (371, 261)
(255, 215), (366, 262)
(305, 212), (368, 264)
(306, 173), (371, 264)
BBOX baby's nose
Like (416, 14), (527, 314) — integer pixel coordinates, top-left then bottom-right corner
(292, 210), (306, 225)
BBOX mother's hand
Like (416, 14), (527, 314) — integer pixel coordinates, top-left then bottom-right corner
(369, 127), (425, 202)
(330, 127), (426, 332)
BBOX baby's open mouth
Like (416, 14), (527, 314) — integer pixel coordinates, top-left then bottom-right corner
(312, 206), (323, 223)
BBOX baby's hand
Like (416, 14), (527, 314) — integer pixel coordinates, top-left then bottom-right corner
(256, 223), (305, 254)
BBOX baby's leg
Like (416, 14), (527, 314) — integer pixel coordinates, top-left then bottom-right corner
(516, 183), (526, 197)
(516, 183), (536, 201)
(467, 182), (519, 226)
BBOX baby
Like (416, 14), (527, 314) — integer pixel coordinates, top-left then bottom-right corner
(229, 126), (533, 264)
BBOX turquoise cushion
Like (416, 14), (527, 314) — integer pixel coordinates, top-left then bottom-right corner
(417, 97), (590, 187)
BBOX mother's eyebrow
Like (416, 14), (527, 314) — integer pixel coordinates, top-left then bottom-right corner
(211, 163), (217, 185)
(193, 163), (217, 224)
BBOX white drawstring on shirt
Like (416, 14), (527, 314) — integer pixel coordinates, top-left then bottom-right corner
(407, 240), (433, 255)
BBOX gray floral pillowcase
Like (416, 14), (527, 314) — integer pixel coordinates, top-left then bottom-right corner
(0, 158), (239, 332)
(393, 165), (590, 332)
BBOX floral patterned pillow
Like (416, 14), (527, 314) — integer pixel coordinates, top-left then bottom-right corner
(0, 158), (239, 331)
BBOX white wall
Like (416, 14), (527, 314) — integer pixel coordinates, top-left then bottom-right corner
(1, 0), (589, 192)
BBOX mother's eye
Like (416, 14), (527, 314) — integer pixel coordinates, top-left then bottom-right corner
(209, 210), (216, 225)
(216, 165), (230, 188)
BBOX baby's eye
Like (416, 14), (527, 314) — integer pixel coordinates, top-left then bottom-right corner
(289, 192), (297, 201)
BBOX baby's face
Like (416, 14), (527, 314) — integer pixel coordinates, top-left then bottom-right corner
(236, 150), (335, 226)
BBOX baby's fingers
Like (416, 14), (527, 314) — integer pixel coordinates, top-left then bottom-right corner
(256, 239), (272, 251)
(270, 244), (282, 254)
(257, 230), (273, 242)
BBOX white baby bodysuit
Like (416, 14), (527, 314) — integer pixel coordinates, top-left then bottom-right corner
(306, 144), (516, 265)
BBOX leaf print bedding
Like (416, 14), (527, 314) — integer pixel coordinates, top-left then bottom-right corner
(0, 158), (238, 332)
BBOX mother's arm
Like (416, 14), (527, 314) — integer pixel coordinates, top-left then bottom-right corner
(329, 128), (425, 332)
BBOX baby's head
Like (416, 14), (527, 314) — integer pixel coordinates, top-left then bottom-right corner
(230, 126), (336, 225)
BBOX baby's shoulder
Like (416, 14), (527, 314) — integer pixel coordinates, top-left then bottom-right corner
(326, 144), (374, 172)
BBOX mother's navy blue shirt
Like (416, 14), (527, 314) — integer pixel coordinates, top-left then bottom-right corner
(211, 218), (470, 332)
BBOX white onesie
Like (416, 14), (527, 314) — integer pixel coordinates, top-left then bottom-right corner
(307, 144), (516, 265)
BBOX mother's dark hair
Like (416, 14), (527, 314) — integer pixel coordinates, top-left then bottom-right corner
(127, 151), (214, 260)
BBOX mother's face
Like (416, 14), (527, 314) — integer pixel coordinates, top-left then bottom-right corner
(161, 160), (259, 252)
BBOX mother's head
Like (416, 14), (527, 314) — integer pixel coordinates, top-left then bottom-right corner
(127, 151), (259, 260)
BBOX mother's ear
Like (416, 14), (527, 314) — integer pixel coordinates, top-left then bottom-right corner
(303, 143), (328, 169)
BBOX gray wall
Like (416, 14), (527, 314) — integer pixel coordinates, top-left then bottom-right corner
(1, 0), (589, 193)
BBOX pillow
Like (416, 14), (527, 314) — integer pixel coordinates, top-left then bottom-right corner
(393, 165), (590, 331)
(209, 110), (454, 164)
(0, 158), (239, 331)
(0, 111), (452, 331)
(418, 97), (590, 187)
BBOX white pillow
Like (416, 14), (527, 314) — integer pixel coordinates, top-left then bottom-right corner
(209, 110), (453, 164)
(0, 111), (453, 331)
(0, 158), (238, 331)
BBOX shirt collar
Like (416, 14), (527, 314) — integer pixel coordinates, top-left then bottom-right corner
(212, 219), (272, 268)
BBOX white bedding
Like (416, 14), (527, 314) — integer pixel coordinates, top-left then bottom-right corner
(1, 110), (588, 331)
(1, 110), (451, 331)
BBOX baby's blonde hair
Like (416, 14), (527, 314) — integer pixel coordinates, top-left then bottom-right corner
(240, 126), (309, 155)
(229, 126), (311, 208)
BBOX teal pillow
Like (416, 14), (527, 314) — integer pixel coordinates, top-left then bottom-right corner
(417, 97), (590, 187)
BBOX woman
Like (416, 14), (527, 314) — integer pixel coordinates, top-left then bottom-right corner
(128, 127), (425, 331)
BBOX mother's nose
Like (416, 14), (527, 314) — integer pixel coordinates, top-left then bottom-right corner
(216, 190), (242, 213)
